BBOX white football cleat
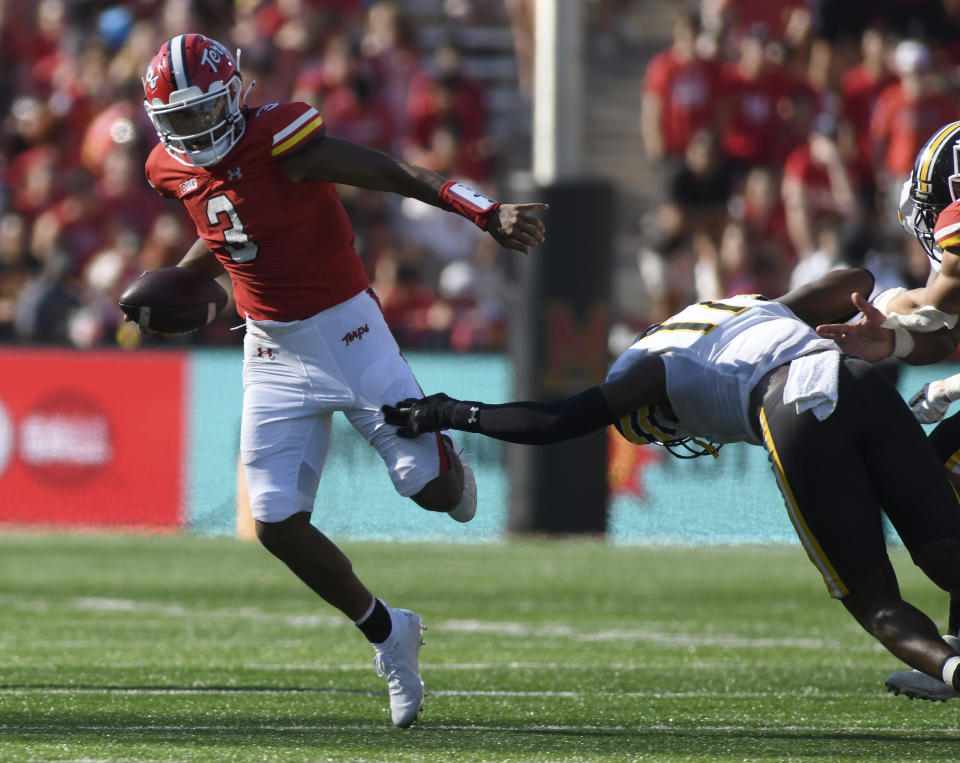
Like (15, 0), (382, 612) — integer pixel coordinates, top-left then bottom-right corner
(447, 460), (477, 523)
(373, 607), (425, 728)
(441, 435), (476, 523)
(885, 634), (960, 702)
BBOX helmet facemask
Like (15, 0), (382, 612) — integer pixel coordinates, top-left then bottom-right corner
(146, 74), (245, 168)
(910, 204), (943, 263)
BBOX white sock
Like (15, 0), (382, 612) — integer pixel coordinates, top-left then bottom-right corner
(940, 655), (960, 688)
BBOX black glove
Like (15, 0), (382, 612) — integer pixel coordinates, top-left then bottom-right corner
(382, 392), (479, 438)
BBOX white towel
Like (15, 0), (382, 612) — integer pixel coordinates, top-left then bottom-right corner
(782, 350), (840, 421)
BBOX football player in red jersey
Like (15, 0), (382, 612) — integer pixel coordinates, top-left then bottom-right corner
(816, 121), (960, 700)
(141, 33), (547, 728)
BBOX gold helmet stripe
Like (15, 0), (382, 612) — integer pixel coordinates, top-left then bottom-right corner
(617, 406), (676, 445)
(918, 121), (960, 191)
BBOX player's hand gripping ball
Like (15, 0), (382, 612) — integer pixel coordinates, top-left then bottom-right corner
(119, 267), (227, 334)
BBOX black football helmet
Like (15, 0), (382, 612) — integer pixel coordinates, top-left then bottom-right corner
(901, 120), (960, 264)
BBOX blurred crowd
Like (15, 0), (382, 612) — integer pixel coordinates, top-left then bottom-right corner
(637, 0), (960, 327)
(0, 0), (513, 350)
(6, 0), (960, 353)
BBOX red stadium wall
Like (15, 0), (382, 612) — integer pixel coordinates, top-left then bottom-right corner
(0, 349), (186, 529)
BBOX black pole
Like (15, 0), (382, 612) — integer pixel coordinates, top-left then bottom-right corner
(507, 178), (614, 534)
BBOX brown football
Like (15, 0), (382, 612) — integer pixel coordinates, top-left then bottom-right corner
(119, 267), (227, 334)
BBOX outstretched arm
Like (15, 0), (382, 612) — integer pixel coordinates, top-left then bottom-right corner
(281, 136), (548, 253)
(382, 355), (668, 444)
(887, 250), (960, 316)
(817, 293), (960, 366)
(816, 292), (960, 364)
(775, 267), (874, 327)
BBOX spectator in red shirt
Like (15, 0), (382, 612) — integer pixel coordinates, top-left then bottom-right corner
(841, 25), (897, 176)
(406, 42), (488, 149)
(372, 248), (440, 348)
(293, 33), (357, 107)
(717, 24), (796, 172)
(782, 113), (860, 258)
(737, 165), (793, 272)
(869, 40), (959, 200)
(405, 42), (492, 182)
(714, 0), (811, 45)
(360, 0), (422, 135)
(321, 73), (396, 153)
(30, 169), (108, 275)
(640, 9), (719, 161)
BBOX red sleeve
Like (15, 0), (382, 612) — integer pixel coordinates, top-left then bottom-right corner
(143, 146), (177, 199)
(782, 146), (809, 181)
(251, 101), (327, 161)
(868, 86), (896, 143)
(642, 51), (671, 97)
(934, 203), (960, 251)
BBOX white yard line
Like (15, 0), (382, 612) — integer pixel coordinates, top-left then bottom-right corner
(0, 721), (957, 736)
(0, 687), (876, 699)
(0, 596), (839, 651)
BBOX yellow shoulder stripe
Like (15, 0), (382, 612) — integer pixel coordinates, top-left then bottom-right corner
(270, 115), (325, 157)
(938, 232), (960, 250)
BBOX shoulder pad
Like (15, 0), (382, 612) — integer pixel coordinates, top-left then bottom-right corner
(251, 101), (326, 160)
(934, 202), (960, 250)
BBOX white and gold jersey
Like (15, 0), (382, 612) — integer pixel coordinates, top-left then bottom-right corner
(606, 296), (838, 447)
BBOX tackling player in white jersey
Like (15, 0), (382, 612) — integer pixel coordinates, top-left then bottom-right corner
(384, 268), (960, 700)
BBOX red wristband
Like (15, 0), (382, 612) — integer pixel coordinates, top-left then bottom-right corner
(438, 180), (501, 230)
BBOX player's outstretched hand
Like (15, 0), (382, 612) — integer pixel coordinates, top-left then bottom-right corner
(487, 203), (549, 254)
(816, 292), (895, 362)
(382, 393), (455, 438)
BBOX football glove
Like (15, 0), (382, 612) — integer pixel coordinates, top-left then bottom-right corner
(909, 380), (954, 424)
(383, 392), (480, 438)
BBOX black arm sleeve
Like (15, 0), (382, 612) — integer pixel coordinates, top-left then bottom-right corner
(452, 386), (617, 445)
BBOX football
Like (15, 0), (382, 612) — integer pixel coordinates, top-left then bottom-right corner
(118, 267), (228, 334)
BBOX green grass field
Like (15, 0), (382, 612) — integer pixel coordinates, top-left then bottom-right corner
(1, 533), (958, 762)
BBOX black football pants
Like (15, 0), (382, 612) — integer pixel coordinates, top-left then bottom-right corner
(758, 356), (960, 598)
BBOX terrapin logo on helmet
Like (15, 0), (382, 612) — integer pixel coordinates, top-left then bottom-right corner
(901, 121), (960, 264)
(143, 34), (246, 167)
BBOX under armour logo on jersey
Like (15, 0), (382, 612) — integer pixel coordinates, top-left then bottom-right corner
(467, 406), (479, 424)
(256, 346), (276, 359)
(227, 167), (242, 181)
(342, 324), (370, 346)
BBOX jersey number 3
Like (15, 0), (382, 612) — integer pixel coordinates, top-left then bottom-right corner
(206, 193), (260, 263)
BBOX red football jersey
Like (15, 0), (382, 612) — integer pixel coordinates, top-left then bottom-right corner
(642, 49), (717, 157)
(145, 101), (369, 321)
(934, 202), (960, 255)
